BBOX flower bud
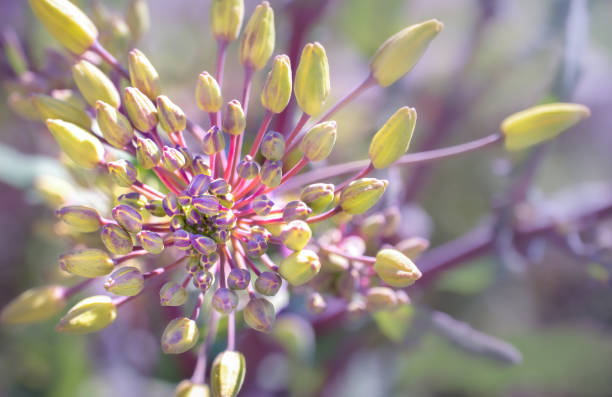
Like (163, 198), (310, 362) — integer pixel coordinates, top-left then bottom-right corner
(72, 60), (120, 108)
(160, 281), (188, 306)
(227, 268), (251, 290)
(370, 19), (443, 87)
(173, 230), (192, 250)
(395, 237), (429, 260)
(196, 72), (222, 113)
(162, 193), (179, 216)
(57, 295), (117, 334)
(126, 0), (149, 42)
(300, 183), (334, 214)
(193, 270), (215, 291)
(369, 107), (417, 169)
(138, 230), (165, 254)
(136, 136), (161, 169)
(299, 121), (337, 162)
(112, 204), (143, 233)
(192, 155), (212, 176)
(117, 192), (147, 210)
(45, 119), (104, 168)
(32, 94), (91, 129)
(59, 248), (114, 277)
(260, 130), (285, 160)
(170, 215), (186, 231)
(245, 235), (268, 258)
(1, 285), (66, 324)
(254, 271), (282, 296)
(107, 159), (137, 187)
(145, 200), (165, 217)
(501, 102), (591, 150)
(192, 236), (217, 255)
(340, 178), (388, 215)
(124, 87), (158, 131)
(261, 54), (292, 113)
(101, 224), (134, 255)
(211, 288), (239, 314)
(222, 100), (246, 136)
(279, 249), (321, 286)
(157, 95), (187, 133)
(373, 249), (422, 288)
(29, 0), (98, 54)
(239, 1), (275, 70)
(96, 100), (134, 149)
(210, 350), (246, 397)
(281, 220), (311, 251)
(202, 125), (226, 155)
(295, 42), (330, 116)
(162, 146), (186, 172)
(306, 292), (326, 314)
(8, 92), (39, 121)
(104, 266), (144, 296)
(243, 297), (275, 332)
(282, 200), (311, 222)
(252, 195), (274, 216)
(200, 251), (220, 268)
(260, 160), (282, 188)
(365, 287), (398, 312)
(210, 0), (244, 42)
(174, 380), (210, 397)
(210, 178), (231, 195)
(236, 155), (260, 179)
(193, 195), (221, 216)
(161, 317), (199, 354)
(56, 205), (101, 232)
(128, 49), (161, 100)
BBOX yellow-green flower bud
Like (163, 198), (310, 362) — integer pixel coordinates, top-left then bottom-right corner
(237, 155), (260, 180)
(96, 100), (134, 148)
(126, 0), (150, 43)
(365, 287), (398, 312)
(175, 380), (211, 397)
(369, 107), (417, 169)
(261, 54), (292, 113)
(282, 200), (311, 222)
(32, 94), (91, 129)
(72, 60), (120, 108)
(243, 297), (275, 332)
(294, 42), (330, 116)
(161, 317), (199, 354)
(299, 121), (336, 162)
(279, 249), (321, 286)
(373, 248), (422, 288)
(370, 19), (443, 87)
(156, 95), (186, 133)
(260, 160), (282, 188)
(239, 1), (275, 70)
(117, 192), (147, 210)
(101, 223), (134, 255)
(162, 146), (186, 172)
(56, 205), (101, 232)
(104, 266), (144, 296)
(45, 119), (104, 169)
(500, 102), (591, 150)
(8, 92), (39, 121)
(136, 136), (161, 169)
(108, 159), (138, 187)
(196, 72), (222, 113)
(260, 131), (285, 160)
(202, 125), (226, 155)
(210, 350), (246, 397)
(210, 0), (244, 42)
(59, 248), (114, 277)
(160, 281), (188, 306)
(29, 0), (98, 54)
(56, 295), (117, 334)
(300, 183), (335, 213)
(3, 29), (28, 77)
(1, 285), (66, 324)
(128, 49), (161, 100)
(124, 86), (158, 132)
(339, 178), (388, 215)
(112, 204), (143, 233)
(222, 100), (246, 136)
(395, 237), (429, 260)
(280, 220), (311, 251)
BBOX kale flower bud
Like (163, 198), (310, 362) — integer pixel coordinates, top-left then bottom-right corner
(72, 60), (120, 108)
(212, 288), (239, 314)
(299, 121), (337, 162)
(369, 107), (417, 169)
(260, 160), (282, 187)
(161, 317), (199, 354)
(45, 119), (104, 169)
(193, 195), (221, 216)
(126, 0), (150, 43)
(254, 271), (282, 296)
(32, 94), (90, 129)
(174, 380), (211, 397)
(104, 266), (144, 296)
(300, 183), (335, 213)
(128, 49), (161, 100)
(395, 237), (429, 260)
(210, 350), (246, 397)
(96, 100), (134, 149)
(252, 195), (274, 216)
(1, 285), (66, 324)
(260, 130), (285, 160)
(261, 54), (291, 114)
(160, 281), (188, 306)
(295, 42), (330, 116)
(138, 230), (165, 254)
(365, 287), (399, 312)
(243, 297), (275, 332)
(136, 136), (161, 169)
(161, 146), (186, 172)
(210, 178), (231, 195)
(339, 178), (388, 215)
(202, 125), (226, 155)
(187, 174), (211, 197)
(196, 72), (222, 113)
(236, 155), (260, 180)
(279, 249), (321, 286)
(59, 248), (114, 277)
(163, 193), (180, 216)
(373, 248), (422, 288)
(200, 252), (220, 268)
(56, 295), (117, 334)
(192, 155), (212, 175)
(280, 220), (312, 251)
(112, 204), (143, 233)
(108, 159), (137, 187)
(101, 223), (134, 255)
(222, 100), (246, 136)
(56, 205), (101, 233)
(117, 192), (147, 210)
(157, 95), (187, 133)
(227, 268), (251, 290)
(173, 230), (193, 250)
(192, 236), (217, 255)
(239, 1), (275, 70)
(210, 0), (244, 42)
(193, 270), (215, 291)
(124, 86), (158, 132)
(282, 200), (312, 222)
(245, 235), (268, 258)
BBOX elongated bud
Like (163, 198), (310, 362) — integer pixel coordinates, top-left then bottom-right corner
(138, 230), (165, 254)
(163, 193), (180, 216)
(261, 54), (292, 113)
(369, 107), (417, 169)
(59, 248), (114, 277)
(1, 285), (66, 324)
(244, 297), (275, 332)
(299, 121), (337, 162)
(370, 19), (443, 87)
(162, 146), (186, 172)
(365, 287), (398, 312)
(192, 155), (212, 176)
(211, 0), (244, 42)
(175, 380), (211, 397)
(260, 131), (285, 160)
(237, 155), (260, 179)
(29, 0), (98, 54)
(395, 237), (429, 259)
(228, 268), (251, 290)
(126, 0), (149, 41)
(221, 100), (246, 136)
(373, 248), (422, 288)
(56, 205), (101, 232)
(72, 60), (120, 108)
(260, 160), (282, 187)
(202, 125), (226, 155)
(33, 95), (91, 129)
(8, 92), (39, 121)
(104, 266), (144, 296)
(501, 103), (590, 150)
(173, 230), (193, 251)
(124, 87), (158, 131)
(160, 281), (188, 306)
(212, 288), (239, 314)
(252, 195), (274, 216)
(45, 119), (104, 169)
(188, 174), (212, 196)
(295, 42), (330, 116)
(161, 317), (199, 354)
(281, 220), (311, 251)
(239, 1), (275, 70)
(112, 204), (143, 233)
(57, 296), (117, 334)
(101, 223), (134, 255)
(136, 136), (161, 169)
(128, 49), (161, 100)
(196, 72), (222, 113)
(279, 249), (321, 286)
(108, 159), (137, 187)
(210, 178), (230, 195)
(300, 183), (334, 213)
(282, 200), (311, 222)
(96, 100), (134, 148)
(193, 195), (221, 216)
(118, 192), (147, 209)
(210, 350), (246, 397)
(157, 95), (186, 133)
(192, 236), (217, 255)
(3, 29), (28, 77)
(340, 178), (388, 214)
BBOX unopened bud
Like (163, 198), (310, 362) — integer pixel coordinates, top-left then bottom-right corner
(295, 42), (330, 116)
(252, 195), (274, 216)
(104, 266), (144, 296)
(138, 230), (165, 254)
(193, 195), (221, 216)
(124, 87), (158, 132)
(369, 107), (417, 169)
(136, 136), (161, 169)
(32, 94), (91, 129)
(244, 297), (275, 332)
(202, 125), (226, 155)
(299, 121), (336, 162)
(192, 236), (217, 255)
(282, 200), (311, 222)
(45, 119), (104, 168)
(239, 1), (275, 70)
(56, 295), (117, 334)
(373, 249), (422, 288)
(192, 155), (212, 175)
(117, 192), (147, 210)
(365, 287), (398, 312)
(163, 193), (180, 216)
(173, 230), (192, 251)
(193, 270), (215, 291)
(128, 49), (161, 100)
(227, 268), (251, 290)
(245, 235), (268, 258)
(261, 54), (292, 113)
(96, 100), (134, 148)
(222, 100), (246, 136)
(280, 220), (311, 251)
(279, 249), (321, 286)
(157, 95), (187, 133)
(59, 248), (114, 277)
(112, 204), (143, 233)
(108, 159), (137, 187)
(237, 155), (260, 179)
(161, 317), (199, 354)
(196, 72), (222, 113)
(210, 0), (244, 42)
(340, 178), (388, 215)
(73, 60), (120, 108)
(160, 281), (188, 306)
(56, 205), (101, 233)
(200, 251), (220, 268)
(210, 350), (246, 397)
(101, 223), (134, 255)
(395, 237), (429, 260)
(260, 130), (285, 160)
(300, 183), (334, 213)
(212, 288), (239, 314)
(254, 271), (282, 296)
(260, 160), (282, 187)
(174, 380), (210, 397)
(126, 0), (150, 42)
(1, 285), (66, 324)
(210, 178), (231, 195)
(162, 146), (186, 172)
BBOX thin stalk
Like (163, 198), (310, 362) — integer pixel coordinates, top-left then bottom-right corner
(317, 75), (376, 123)
(216, 40), (228, 88)
(227, 313), (236, 351)
(284, 112), (310, 148)
(190, 292), (205, 320)
(248, 111), (274, 158)
(191, 310), (220, 384)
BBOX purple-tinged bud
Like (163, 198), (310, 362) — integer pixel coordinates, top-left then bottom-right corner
(192, 235), (217, 255)
(136, 136), (161, 169)
(250, 225), (271, 241)
(213, 210), (236, 229)
(56, 296), (117, 334)
(156, 95), (186, 133)
(185, 208), (202, 225)
(212, 229), (230, 243)
(239, 1), (275, 70)
(339, 178), (388, 215)
(112, 204), (143, 233)
(104, 266), (144, 296)
(193, 270), (215, 291)
(124, 86), (158, 132)
(252, 195), (274, 216)
(145, 200), (166, 217)
(202, 125), (225, 155)
(300, 183), (335, 214)
(244, 297), (275, 333)
(237, 155), (260, 180)
(170, 215), (186, 231)
(161, 317), (199, 354)
(160, 281), (188, 306)
(95, 100), (134, 149)
(228, 268), (251, 290)
(365, 287), (398, 312)
(279, 249), (321, 286)
(373, 249), (422, 288)
(260, 130), (285, 160)
(196, 72), (222, 113)
(108, 159), (137, 187)
(59, 248), (114, 278)
(193, 194), (220, 216)
(188, 174), (212, 197)
(162, 193), (180, 216)
(307, 292), (326, 314)
(280, 220), (311, 251)
(186, 256), (202, 274)
(282, 200), (311, 222)
(137, 230), (165, 254)
(299, 121), (336, 162)
(172, 229), (192, 250)
(177, 193), (192, 208)
(200, 252), (220, 269)
(101, 224), (134, 255)
(222, 100), (246, 136)
(212, 287), (239, 314)
(210, 0), (244, 42)
(254, 271), (282, 296)
(177, 146), (193, 168)
(192, 155), (212, 176)
(162, 146), (186, 172)
(128, 49), (161, 100)
(210, 350), (246, 397)
(56, 205), (101, 233)
(260, 160), (282, 188)
(210, 178), (230, 195)
(246, 235), (268, 258)
(117, 192), (147, 210)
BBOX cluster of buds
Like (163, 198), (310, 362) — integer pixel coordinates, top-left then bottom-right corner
(1, 0), (591, 395)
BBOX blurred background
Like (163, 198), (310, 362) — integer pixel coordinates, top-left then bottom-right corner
(2, 0), (612, 396)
